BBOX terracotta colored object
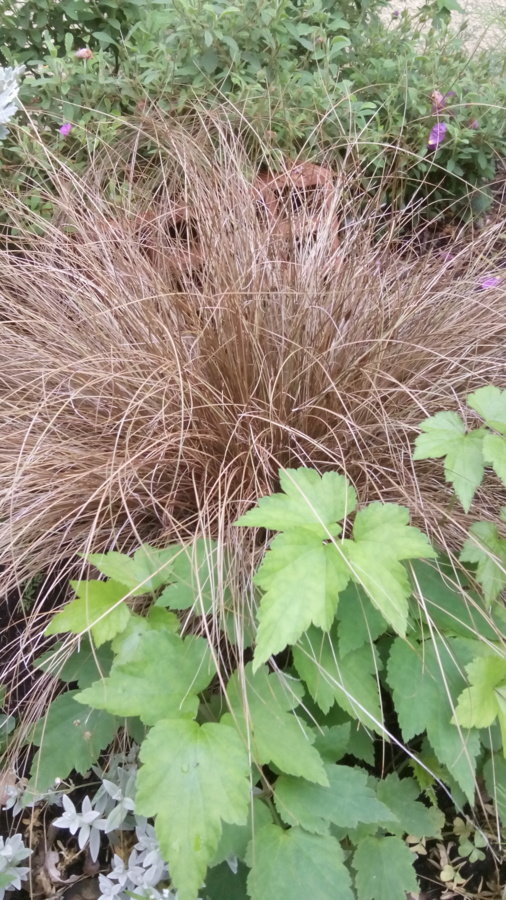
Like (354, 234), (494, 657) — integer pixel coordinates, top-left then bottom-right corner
(253, 161), (340, 254)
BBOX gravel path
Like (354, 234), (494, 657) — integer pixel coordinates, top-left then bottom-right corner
(388, 0), (505, 47)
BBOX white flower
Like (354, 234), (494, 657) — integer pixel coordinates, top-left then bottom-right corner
(133, 822), (167, 886)
(97, 873), (127, 899)
(98, 854), (129, 899)
(0, 834), (31, 900)
(52, 794), (105, 861)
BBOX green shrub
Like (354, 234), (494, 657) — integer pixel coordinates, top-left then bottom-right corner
(2, 0), (505, 219)
(0, 0), (144, 68)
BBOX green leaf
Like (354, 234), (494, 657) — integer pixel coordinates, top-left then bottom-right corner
(210, 798), (272, 866)
(313, 723), (351, 763)
(452, 655), (506, 753)
(467, 385), (506, 434)
(341, 503), (435, 636)
(351, 503), (435, 561)
(274, 764), (395, 835)
(92, 30), (117, 46)
(28, 691), (117, 794)
(460, 521), (506, 606)
(34, 638), (113, 688)
(353, 835), (418, 900)
(410, 558), (501, 641)
(483, 432), (506, 487)
(414, 410), (466, 456)
(293, 627), (382, 730)
(84, 544), (176, 594)
(155, 538), (223, 614)
(373, 773), (444, 837)
(252, 530), (350, 670)
(76, 629), (215, 725)
(203, 860), (249, 900)
(45, 579), (131, 647)
(235, 468), (356, 537)
(111, 608), (180, 657)
(413, 412), (485, 512)
(336, 583), (387, 657)
(223, 663), (327, 785)
(483, 753), (506, 826)
(246, 825), (354, 900)
(136, 719), (250, 900)
(387, 637), (482, 801)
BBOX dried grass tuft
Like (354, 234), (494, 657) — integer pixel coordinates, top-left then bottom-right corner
(0, 110), (505, 707)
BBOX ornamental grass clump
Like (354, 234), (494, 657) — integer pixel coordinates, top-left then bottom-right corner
(0, 111), (505, 705)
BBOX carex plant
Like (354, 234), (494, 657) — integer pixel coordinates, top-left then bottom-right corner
(9, 385), (505, 900)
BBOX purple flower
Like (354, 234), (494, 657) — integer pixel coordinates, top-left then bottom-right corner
(480, 276), (501, 290)
(392, 9), (400, 17)
(427, 122), (447, 149)
(468, 119), (479, 130)
(58, 122), (72, 137)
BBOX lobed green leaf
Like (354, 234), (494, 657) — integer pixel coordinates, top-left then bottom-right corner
(413, 412), (486, 511)
(353, 835), (418, 900)
(293, 627), (383, 730)
(136, 719), (251, 900)
(246, 825), (354, 900)
(223, 663), (327, 785)
(45, 579), (131, 647)
(76, 629), (215, 725)
(252, 530), (350, 670)
(467, 385), (506, 434)
(387, 636), (483, 801)
(452, 655), (506, 754)
(460, 520), (506, 607)
(84, 543), (176, 594)
(274, 764), (395, 835)
(235, 467), (356, 537)
(28, 691), (118, 794)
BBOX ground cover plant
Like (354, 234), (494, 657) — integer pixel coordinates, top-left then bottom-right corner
(0, 110), (505, 897)
(2, 433), (506, 897)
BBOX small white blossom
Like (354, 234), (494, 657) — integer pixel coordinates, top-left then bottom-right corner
(133, 822), (167, 886)
(52, 794), (105, 861)
(0, 834), (31, 900)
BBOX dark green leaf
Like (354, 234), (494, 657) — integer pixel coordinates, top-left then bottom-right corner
(28, 691), (117, 794)
(246, 825), (354, 900)
(353, 835), (418, 900)
(274, 764), (395, 835)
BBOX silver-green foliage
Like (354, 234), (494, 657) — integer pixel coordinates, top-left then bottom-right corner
(0, 65), (24, 140)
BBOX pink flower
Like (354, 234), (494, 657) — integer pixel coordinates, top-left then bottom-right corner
(431, 91), (445, 114)
(480, 276), (501, 290)
(75, 48), (93, 60)
(427, 122), (447, 149)
(58, 122), (72, 137)
(430, 90), (456, 115)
